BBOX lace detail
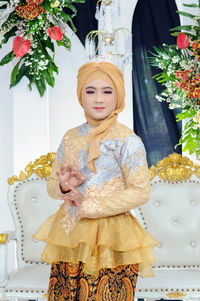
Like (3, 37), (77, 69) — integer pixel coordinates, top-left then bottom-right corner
(79, 176), (125, 217)
(119, 135), (146, 176)
(79, 165), (150, 219)
(54, 138), (64, 164)
(62, 201), (80, 235)
(63, 135), (80, 169)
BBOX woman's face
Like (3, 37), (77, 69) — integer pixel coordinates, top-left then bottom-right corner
(82, 79), (116, 120)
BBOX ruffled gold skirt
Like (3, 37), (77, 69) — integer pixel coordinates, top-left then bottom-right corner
(34, 204), (158, 278)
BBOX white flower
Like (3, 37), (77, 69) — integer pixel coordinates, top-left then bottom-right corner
(173, 95), (179, 101)
(155, 95), (164, 102)
(193, 111), (200, 124)
(169, 103), (176, 109)
(172, 56), (179, 63)
(169, 103), (181, 109)
(180, 60), (187, 68)
(162, 54), (169, 60)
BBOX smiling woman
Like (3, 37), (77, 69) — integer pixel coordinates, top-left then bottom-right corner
(34, 61), (158, 301)
(82, 79), (116, 121)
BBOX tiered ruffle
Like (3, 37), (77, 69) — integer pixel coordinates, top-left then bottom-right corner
(34, 204), (158, 277)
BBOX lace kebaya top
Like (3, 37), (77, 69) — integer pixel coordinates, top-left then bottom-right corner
(34, 121), (158, 277)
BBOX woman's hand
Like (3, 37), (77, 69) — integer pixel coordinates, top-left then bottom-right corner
(56, 165), (85, 193)
(68, 187), (84, 208)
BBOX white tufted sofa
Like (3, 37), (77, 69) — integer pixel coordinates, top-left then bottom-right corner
(0, 153), (62, 300)
(0, 153), (200, 300)
(135, 153), (200, 300)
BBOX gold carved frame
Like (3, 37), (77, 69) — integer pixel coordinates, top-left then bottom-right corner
(8, 152), (56, 185)
(149, 153), (200, 182)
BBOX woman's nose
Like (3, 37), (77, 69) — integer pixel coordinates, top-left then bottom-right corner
(95, 93), (103, 102)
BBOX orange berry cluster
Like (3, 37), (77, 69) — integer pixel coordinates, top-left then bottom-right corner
(175, 69), (200, 99)
(190, 40), (200, 61)
(15, 0), (45, 21)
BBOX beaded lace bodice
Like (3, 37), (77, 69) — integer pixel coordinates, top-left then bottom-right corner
(47, 121), (150, 234)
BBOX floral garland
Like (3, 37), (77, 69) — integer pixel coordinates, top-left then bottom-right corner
(150, 1), (200, 158)
(0, 0), (85, 96)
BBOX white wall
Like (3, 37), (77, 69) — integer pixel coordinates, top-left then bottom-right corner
(0, 40), (14, 232)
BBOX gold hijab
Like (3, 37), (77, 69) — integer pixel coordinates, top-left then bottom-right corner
(77, 62), (125, 173)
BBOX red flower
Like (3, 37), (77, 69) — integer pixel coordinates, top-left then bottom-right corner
(190, 41), (199, 51)
(13, 36), (31, 57)
(48, 26), (63, 41)
(177, 33), (190, 49)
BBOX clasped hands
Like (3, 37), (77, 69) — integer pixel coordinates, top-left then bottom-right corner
(56, 165), (85, 208)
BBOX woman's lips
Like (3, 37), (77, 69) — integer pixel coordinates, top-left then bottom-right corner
(93, 107), (105, 110)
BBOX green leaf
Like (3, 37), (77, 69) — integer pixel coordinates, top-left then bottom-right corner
(56, 35), (71, 49)
(183, 3), (198, 8)
(43, 69), (55, 87)
(10, 60), (21, 83)
(35, 77), (46, 97)
(0, 27), (17, 48)
(170, 25), (194, 32)
(0, 51), (15, 66)
(62, 3), (77, 17)
(183, 139), (198, 153)
(59, 11), (77, 32)
(176, 110), (196, 120)
(170, 32), (196, 38)
(42, 38), (55, 52)
(28, 82), (32, 91)
(10, 64), (28, 88)
(49, 61), (58, 74)
(176, 10), (197, 19)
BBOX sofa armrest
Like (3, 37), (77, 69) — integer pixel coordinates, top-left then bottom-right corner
(0, 233), (8, 287)
(0, 231), (16, 287)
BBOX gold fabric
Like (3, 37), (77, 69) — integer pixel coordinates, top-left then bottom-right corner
(34, 121), (158, 278)
(77, 62), (125, 173)
(34, 211), (157, 277)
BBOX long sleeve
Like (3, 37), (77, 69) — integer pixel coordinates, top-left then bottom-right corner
(78, 136), (150, 219)
(47, 138), (66, 200)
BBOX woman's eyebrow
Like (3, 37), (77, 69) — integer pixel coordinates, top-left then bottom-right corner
(85, 86), (113, 90)
(85, 86), (96, 89)
(102, 87), (113, 90)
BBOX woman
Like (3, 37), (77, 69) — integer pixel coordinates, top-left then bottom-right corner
(34, 61), (158, 300)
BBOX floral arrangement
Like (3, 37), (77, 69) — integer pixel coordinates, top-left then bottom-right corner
(0, 0), (84, 96)
(150, 1), (200, 158)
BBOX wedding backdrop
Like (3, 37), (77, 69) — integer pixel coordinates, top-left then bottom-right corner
(0, 0), (199, 275)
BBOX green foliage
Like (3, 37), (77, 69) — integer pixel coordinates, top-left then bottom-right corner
(150, 1), (200, 158)
(0, 51), (15, 66)
(0, 0), (86, 97)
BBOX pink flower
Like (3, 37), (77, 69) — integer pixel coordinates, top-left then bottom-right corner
(13, 36), (31, 57)
(48, 26), (63, 41)
(177, 33), (190, 49)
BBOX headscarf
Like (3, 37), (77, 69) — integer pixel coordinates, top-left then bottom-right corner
(77, 61), (125, 173)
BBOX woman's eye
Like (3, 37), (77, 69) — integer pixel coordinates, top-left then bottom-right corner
(104, 90), (112, 94)
(86, 90), (94, 94)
